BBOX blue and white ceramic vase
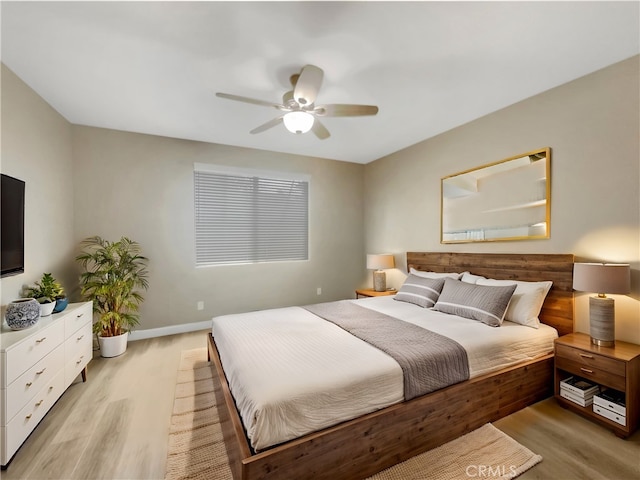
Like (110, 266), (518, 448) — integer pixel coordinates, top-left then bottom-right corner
(5, 298), (41, 330)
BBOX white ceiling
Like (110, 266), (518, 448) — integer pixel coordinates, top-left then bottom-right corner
(2, 1), (638, 164)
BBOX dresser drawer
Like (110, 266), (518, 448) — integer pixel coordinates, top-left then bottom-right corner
(65, 321), (91, 360)
(2, 322), (65, 386)
(64, 320), (92, 387)
(64, 303), (93, 339)
(1, 345), (64, 424)
(64, 344), (93, 387)
(1, 369), (64, 465)
(555, 355), (626, 391)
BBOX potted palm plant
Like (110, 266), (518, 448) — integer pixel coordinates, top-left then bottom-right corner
(76, 236), (149, 357)
(26, 272), (64, 317)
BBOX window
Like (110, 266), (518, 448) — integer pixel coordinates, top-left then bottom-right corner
(194, 164), (309, 266)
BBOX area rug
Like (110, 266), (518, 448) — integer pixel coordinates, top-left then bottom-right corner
(165, 348), (542, 480)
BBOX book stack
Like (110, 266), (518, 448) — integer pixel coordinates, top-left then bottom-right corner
(559, 376), (600, 407)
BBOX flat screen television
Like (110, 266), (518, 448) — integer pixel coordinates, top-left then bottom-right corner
(1, 174), (26, 277)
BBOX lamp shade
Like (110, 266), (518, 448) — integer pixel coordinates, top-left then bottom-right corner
(366, 254), (395, 270)
(283, 111), (314, 134)
(573, 263), (631, 294)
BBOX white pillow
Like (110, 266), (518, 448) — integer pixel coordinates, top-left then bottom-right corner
(460, 272), (485, 284)
(409, 267), (462, 280)
(475, 278), (553, 328)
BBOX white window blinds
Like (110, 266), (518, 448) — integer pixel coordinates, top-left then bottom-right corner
(194, 165), (309, 266)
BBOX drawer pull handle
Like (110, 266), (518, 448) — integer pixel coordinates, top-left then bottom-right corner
(35, 337), (46, 344)
(36, 368), (46, 375)
(49, 386), (54, 392)
(77, 313), (84, 318)
(26, 382), (33, 387)
(580, 367), (594, 374)
(579, 353), (594, 359)
(25, 414), (32, 420)
(76, 356), (85, 365)
(35, 400), (43, 406)
(77, 335), (84, 341)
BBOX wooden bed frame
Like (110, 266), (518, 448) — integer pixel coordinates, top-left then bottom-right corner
(207, 252), (575, 480)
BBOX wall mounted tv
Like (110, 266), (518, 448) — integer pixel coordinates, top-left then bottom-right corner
(1, 174), (26, 277)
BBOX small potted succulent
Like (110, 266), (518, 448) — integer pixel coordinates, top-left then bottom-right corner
(26, 272), (65, 317)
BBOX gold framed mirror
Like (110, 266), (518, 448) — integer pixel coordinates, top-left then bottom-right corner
(441, 147), (550, 243)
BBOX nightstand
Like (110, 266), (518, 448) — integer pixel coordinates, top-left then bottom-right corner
(554, 332), (640, 438)
(355, 288), (397, 299)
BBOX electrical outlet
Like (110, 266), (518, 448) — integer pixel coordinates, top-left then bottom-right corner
(197, 301), (204, 311)
(317, 287), (322, 295)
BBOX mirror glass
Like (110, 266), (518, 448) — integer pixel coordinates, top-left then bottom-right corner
(441, 148), (550, 243)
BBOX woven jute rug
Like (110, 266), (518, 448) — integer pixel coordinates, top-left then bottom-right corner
(165, 348), (542, 480)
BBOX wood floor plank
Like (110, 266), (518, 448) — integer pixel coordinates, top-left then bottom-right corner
(70, 398), (132, 479)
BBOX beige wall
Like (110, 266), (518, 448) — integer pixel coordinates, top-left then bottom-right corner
(0, 65), (76, 307)
(364, 56), (640, 343)
(71, 126), (365, 330)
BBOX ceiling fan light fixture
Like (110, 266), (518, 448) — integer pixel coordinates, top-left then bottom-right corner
(283, 111), (314, 134)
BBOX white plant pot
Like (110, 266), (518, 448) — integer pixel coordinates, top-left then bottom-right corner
(98, 332), (129, 358)
(39, 301), (56, 317)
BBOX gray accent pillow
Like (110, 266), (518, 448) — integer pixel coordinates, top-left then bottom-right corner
(394, 275), (446, 308)
(433, 278), (517, 327)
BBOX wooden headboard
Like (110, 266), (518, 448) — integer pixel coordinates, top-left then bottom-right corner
(407, 252), (575, 336)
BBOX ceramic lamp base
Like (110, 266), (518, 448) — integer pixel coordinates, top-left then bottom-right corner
(373, 270), (386, 292)
(589, 296), (615, 347)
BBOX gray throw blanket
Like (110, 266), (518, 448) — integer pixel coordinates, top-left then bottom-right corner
(303, 300), (469, 400)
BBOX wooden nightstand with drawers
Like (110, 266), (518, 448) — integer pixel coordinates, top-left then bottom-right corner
(554, 332), (640, 438)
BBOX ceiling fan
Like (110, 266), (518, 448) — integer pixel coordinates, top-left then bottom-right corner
(216, 64), (379, 140)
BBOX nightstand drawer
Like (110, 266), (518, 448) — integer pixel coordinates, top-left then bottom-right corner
(555, 355), (626, 391)
(555, 344), (626, 376)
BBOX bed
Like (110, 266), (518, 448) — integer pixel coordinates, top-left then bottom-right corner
(207, 252), (575, 480)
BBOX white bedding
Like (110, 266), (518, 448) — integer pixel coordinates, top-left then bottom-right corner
(211, 296), (558, 451)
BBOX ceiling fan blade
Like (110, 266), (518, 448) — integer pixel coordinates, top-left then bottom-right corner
(249, 116), (284, 134)
(311, 118), (330, 140)
(294, 65), (324, 106)
(216, 92), (286, 110)
(314, 104), (379, 117)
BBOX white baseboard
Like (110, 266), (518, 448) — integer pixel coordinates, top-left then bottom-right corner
(128, 320), (211, 341)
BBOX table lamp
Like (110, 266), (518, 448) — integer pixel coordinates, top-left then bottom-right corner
(573, 263), (630, 347)
(366, 254), (395, 292)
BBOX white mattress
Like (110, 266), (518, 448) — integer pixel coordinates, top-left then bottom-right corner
(211, 296), (557, 451)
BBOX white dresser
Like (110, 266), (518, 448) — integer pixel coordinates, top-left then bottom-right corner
(1, 302), (92, 467)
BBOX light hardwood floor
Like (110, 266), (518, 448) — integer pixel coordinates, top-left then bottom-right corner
(2, 331), (639, 479)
